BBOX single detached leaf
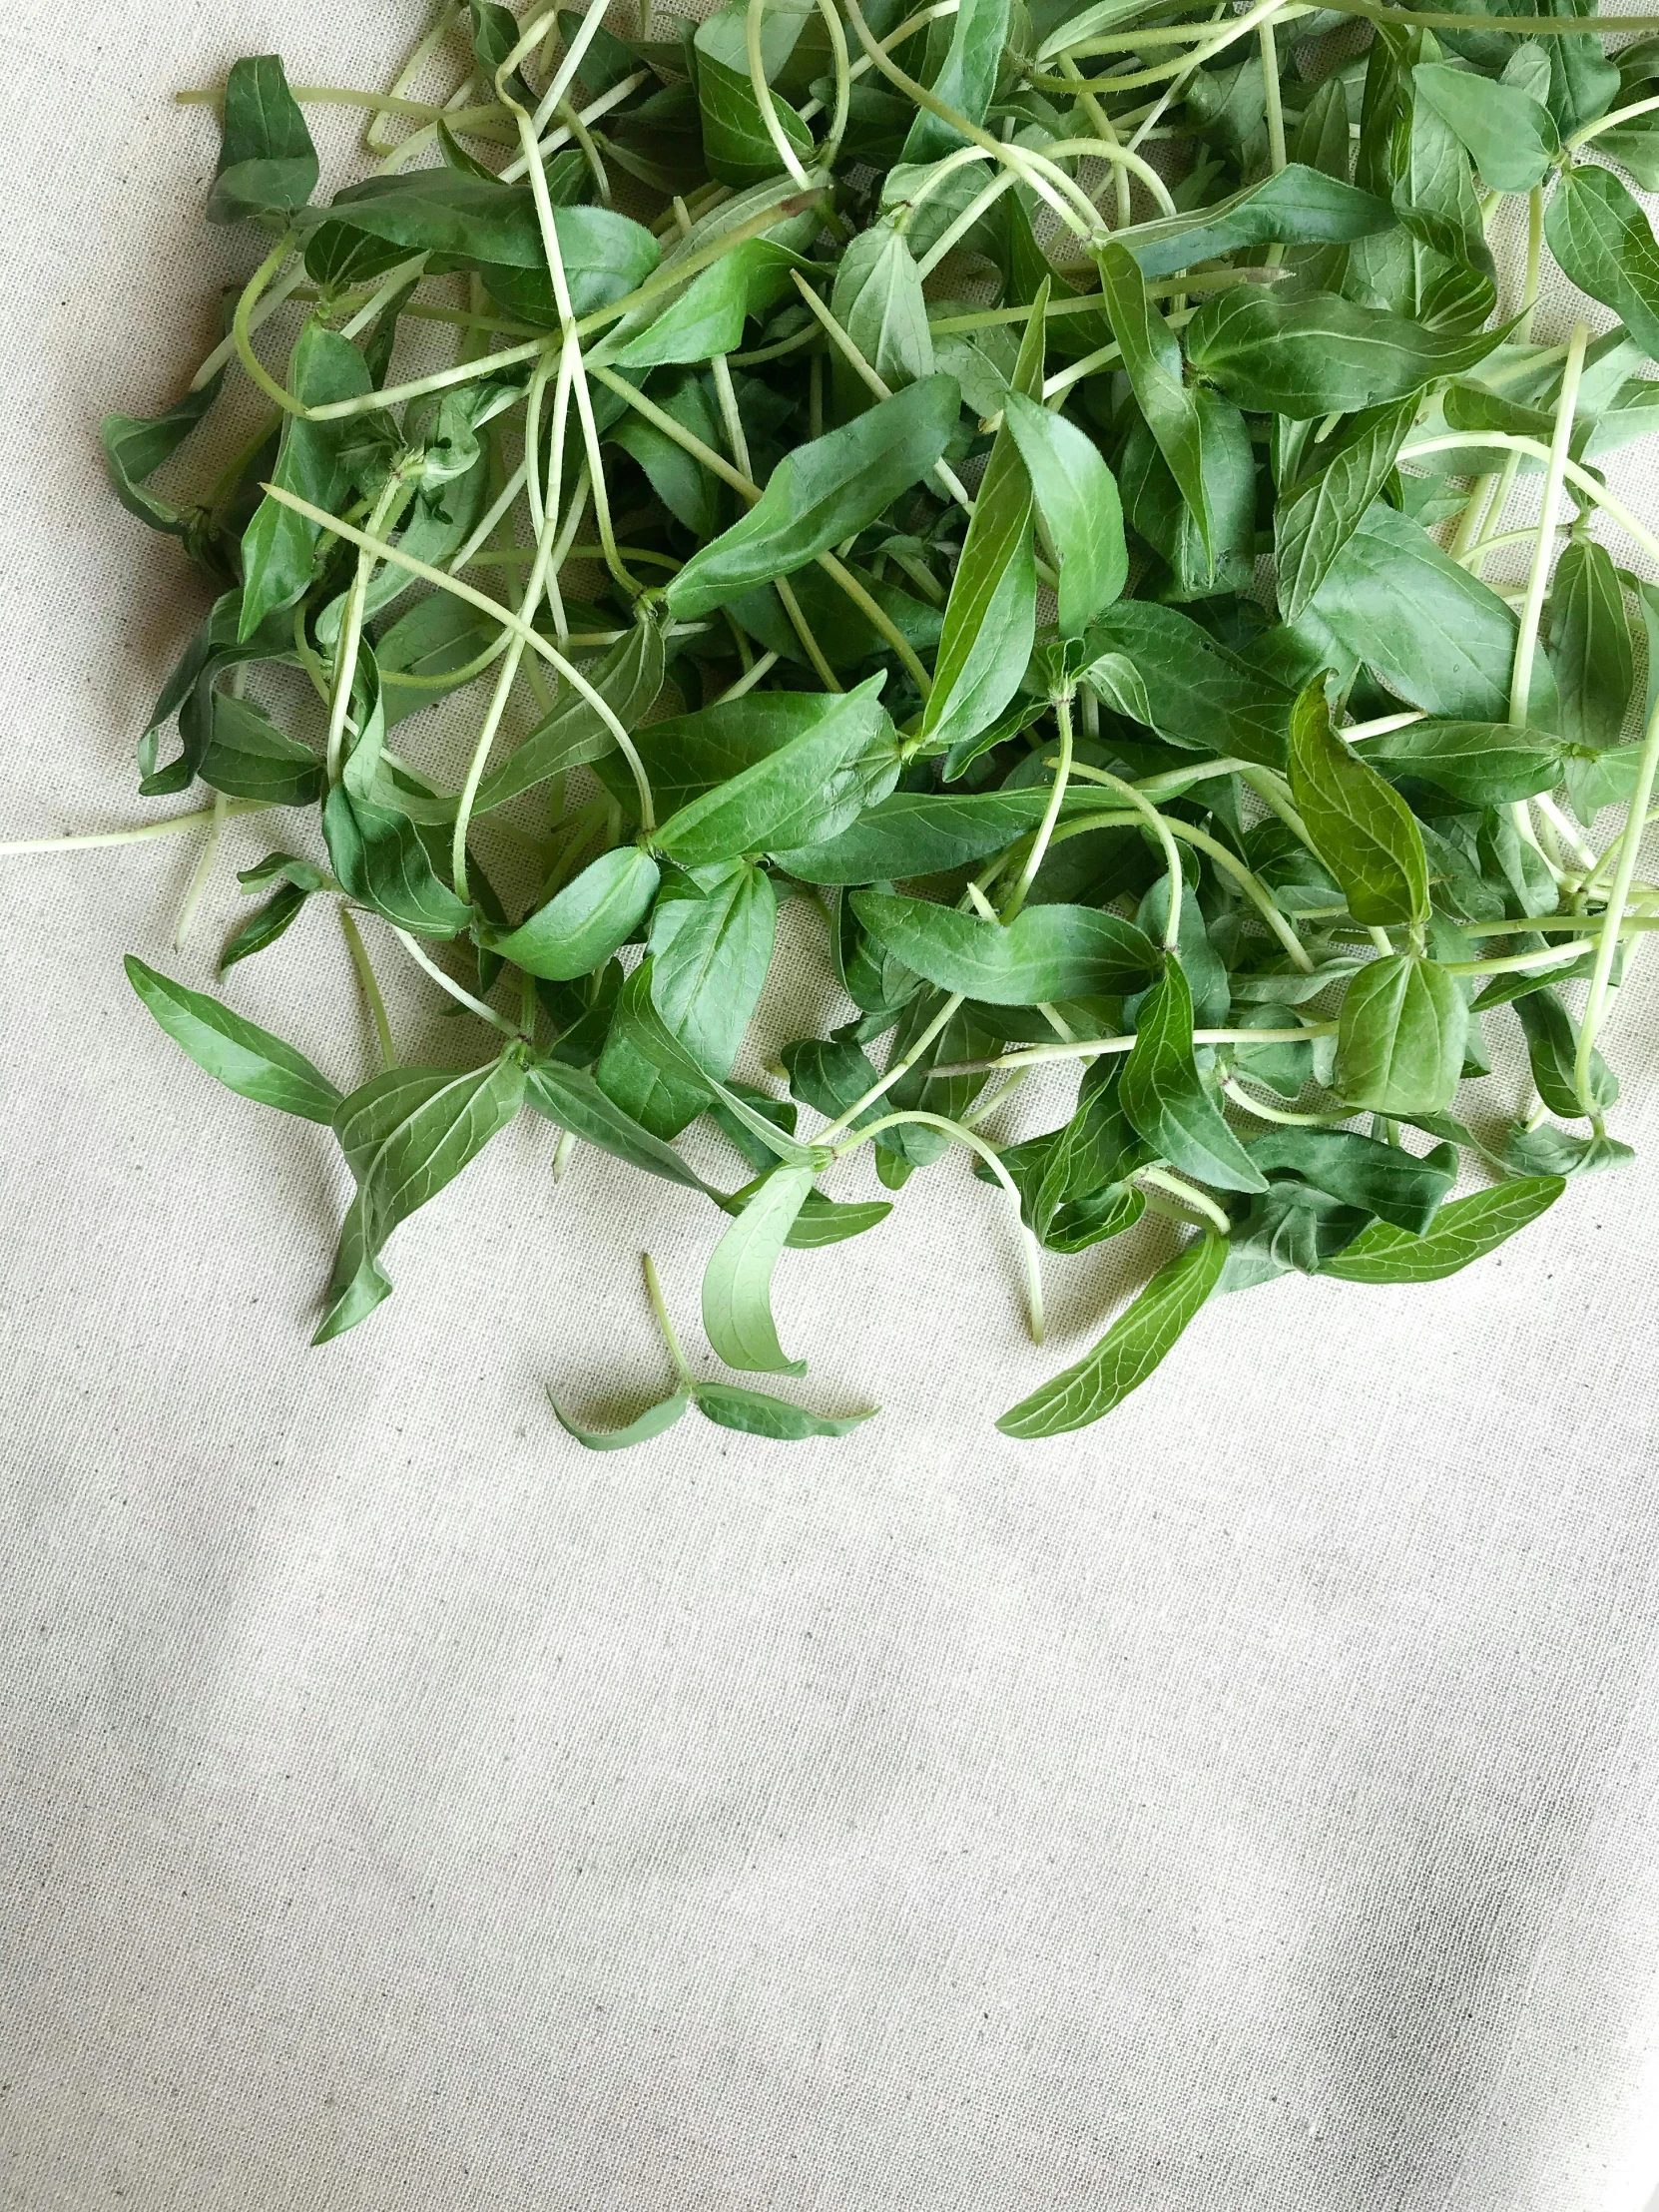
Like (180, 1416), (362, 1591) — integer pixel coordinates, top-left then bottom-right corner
(693, 1382), (876, 1437)
(663, 375), (960, 618)
(1289, 676), (1430, 925)
(851, 891), (1159, 1004)
(1322, 1175), (1565, 1282)
(550, 1389), (693, 1449)
(701, 1163), (815, 1373)
(996, 1231), (1226, 1438)
(1002, 390), (1126, 638)
(125, 955), (341, 1123)
(1335, 954), (1468, 1114)
(1120, 956), (1266, 1194)
(483, 846), (661, 981)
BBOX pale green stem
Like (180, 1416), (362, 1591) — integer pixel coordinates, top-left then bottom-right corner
(340, 906), (396, 1070)
(326, 475), (409, 784)
(642, 1253), (695, 1384)
(715, 650), (781, 702)
(1577, 689), (1659, 1117)
(1059, 757), (1181, 943)
(814, 992), (967, 1143)
(305, 336), (552, 422)
(747, 0), (815, 187)
(1222, 1079), (1348, 1127)
(385, 924), (522, 1035)
(1440, 941), (1595, 976)
(1510, 323), (1587, 733)
(0, 803), (267, 854)
(233, 233), (303, 415)
(1138, 1167), (1232, 1235)
(498, 70), (652, 179)
(837, 1107), (1044, 1342)
(192, 262), (306, 392)
(928, 1025), (1340, 1077)
(789, 275), (977, 510)
(172, 788), (229, 952)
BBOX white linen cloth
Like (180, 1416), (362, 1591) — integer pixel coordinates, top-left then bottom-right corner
(3, 3), (1659, 2205)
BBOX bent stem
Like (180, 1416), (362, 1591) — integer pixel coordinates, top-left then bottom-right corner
(839, 1106), (1045, 1341)
(642, 1253), (695, 1385)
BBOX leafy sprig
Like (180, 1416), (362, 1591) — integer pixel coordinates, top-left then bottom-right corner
(35, 0), (1659, 1438)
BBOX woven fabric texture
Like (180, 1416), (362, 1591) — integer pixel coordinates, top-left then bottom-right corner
(3, 3), (1659, 2207)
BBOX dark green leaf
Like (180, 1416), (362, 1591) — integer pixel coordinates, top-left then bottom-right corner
(1358, 719), (1566, 804)
(1513, 985), (1618, 1116)
(207, 55), (318, 227)
(648, 860), (778, 1077)
(1185, 285), (1503, 418)
(199, 692), (321, 805)
(1549, 537), (1633, 752)
(472, 616), (666, 814)
(526, 1057), (721, 1194)
(1545, 162), (1659, 365)
(316, 1053), (527, 1342)
(1243, 1125), (1455, 1231)
(1112, 164), (1395, 279)
(1274, 397), (1417, 622)
(614, 239), (811, 367)
(240, 321), (375, 640)
(1096, 243), (1213, 559)
(101, 375), (223, 538)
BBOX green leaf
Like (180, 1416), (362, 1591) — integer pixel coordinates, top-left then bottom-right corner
(1081, 601), (1295, 767)
(829, 222), (934, 414)
(1549, 538), (1634, 753)
(778, 1191), (893, 1249)
(600, 961), (821, 1162)
(101, 375), (223, 538)
(220, 857), (325, 970)
(1112, 164), (1396, 278)
(1001, 391), (1126, 638)
(1412, 62), (1560, 192)
(1513, 985), (1618, 1116)
(125, 955), (342, 1123)
(777, 787), (1061, 882)
(1120, 956), (1267, 1193)
(664, 375), (960, 619)
(316, 1053), (527, 1343)
(652, 674), (888, 864)
(1336, 954), (1468, 1114)
(694, 1380), (877, 1437)
(851, 890), (1159, 1004)
(1357, 719), (1566, 804)
(701, 1163), (815, 1373)
(1322, 1175), (1565, 1282)
(198, 692), (321, 805)
(1545, 162), (1659, 365)
(1096, 243), (1213, 560)
(693, 0), (817, 186)
(551, 1390), (693, 1449)
(207, 55), (318, 227)
(996, 1231), (1226, 1437)
(239, 321), (376, 640)
(900, 0), (1010, 163)
(1274, 397), (1417, 622)
(1311, 502), (1521, 721)
(1243, 1125), (1455, 1232)
(483, 847), (661, 981)
(614, 239), (811, 368)
(648, 860), (778, 1077)
(525, 1058), (721, 1194)
(472, 616), (666, 815)
(1118, 384), (1256, 602)
(1185, 284), (1503, 418)
(1289, 675), (1429, 924)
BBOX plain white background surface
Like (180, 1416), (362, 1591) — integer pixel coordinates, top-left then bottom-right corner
(4, 2), (1659, 2206)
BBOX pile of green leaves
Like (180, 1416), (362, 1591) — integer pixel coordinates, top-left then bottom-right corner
(95, 0), (1659, 1440)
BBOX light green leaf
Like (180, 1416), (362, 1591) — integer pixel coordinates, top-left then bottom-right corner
(550, 1389), (694, 1449)
(851, 890), (1159, 1004)
(701, 1163), (815, 1373)
(1335, 955), (1468, 1114)
(1002, 390), (1126, 637)
(483, 847), (661, 982)
(653, 674), (888, 864)
(1289, 676), (1430, 925)
(996, 1231), (1227, 1438)
(1322, 1175), (1565, 1282)
(126, 955), (342, 1124)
